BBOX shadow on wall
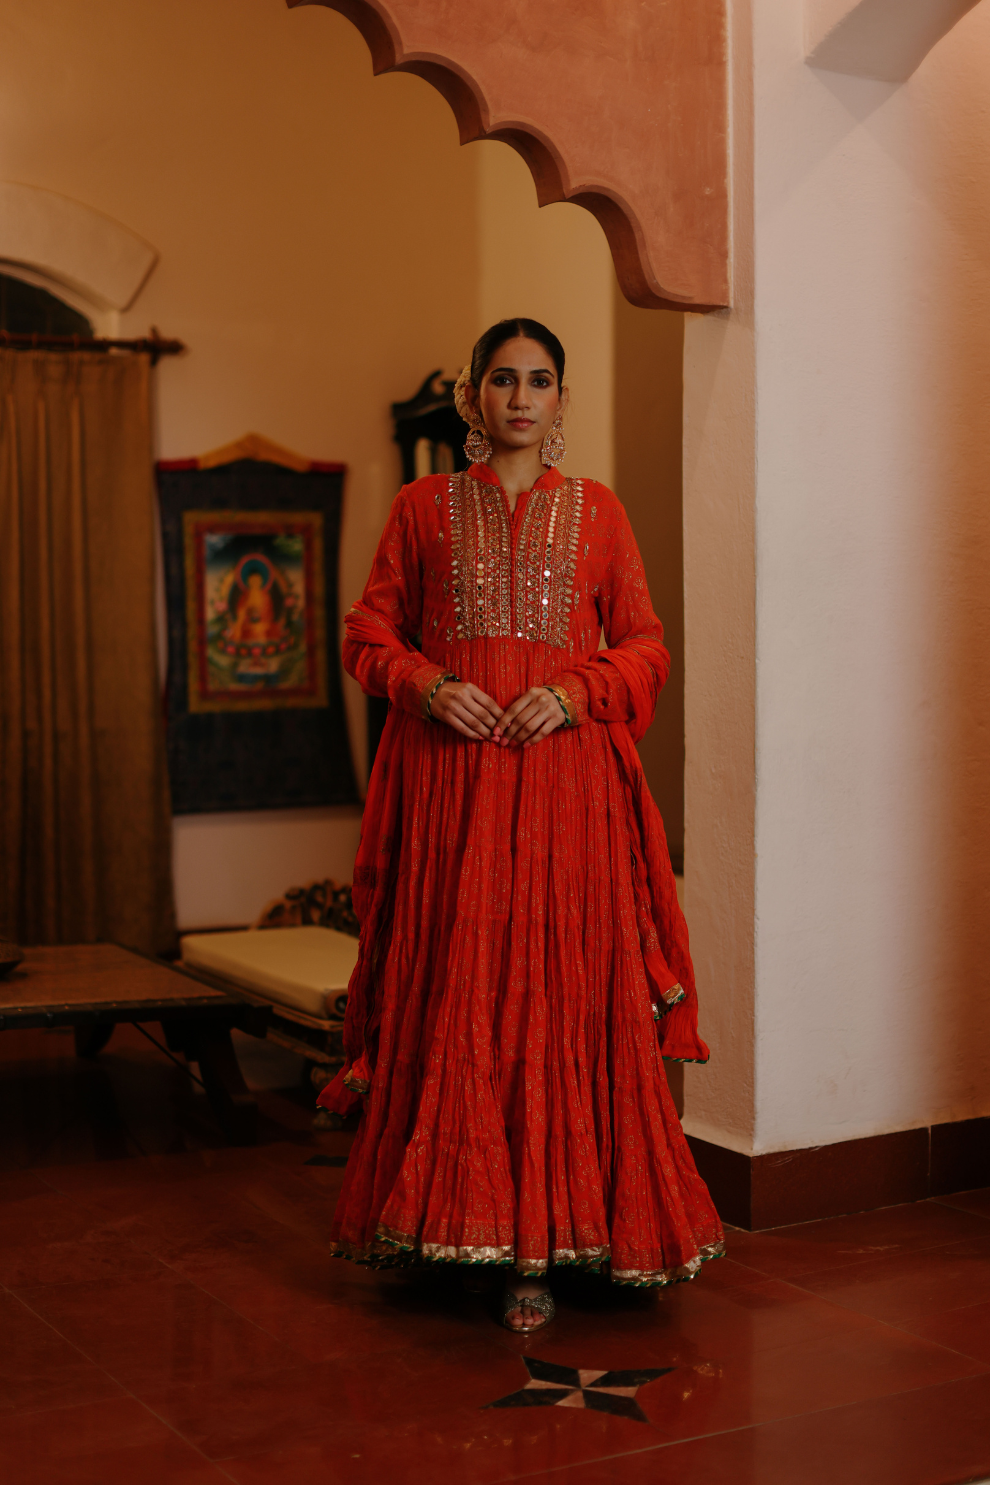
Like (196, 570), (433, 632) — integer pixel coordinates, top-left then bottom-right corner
(613, 291), (685, 869)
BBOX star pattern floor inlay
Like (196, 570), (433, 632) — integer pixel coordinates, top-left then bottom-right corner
(2, 1025), (989, 1483)
(485, 1356), (675, 1421)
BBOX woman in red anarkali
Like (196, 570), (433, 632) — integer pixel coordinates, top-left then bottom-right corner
(320, 319), (724, 1331)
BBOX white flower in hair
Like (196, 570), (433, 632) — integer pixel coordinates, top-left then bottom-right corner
(453, 365), (476, 426)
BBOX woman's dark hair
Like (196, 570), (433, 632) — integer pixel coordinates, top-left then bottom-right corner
(469, 318), (565, 389)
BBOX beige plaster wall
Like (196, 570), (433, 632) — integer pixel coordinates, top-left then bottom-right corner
(683, 0), (990, 1155)
(0, 0), (619, 930)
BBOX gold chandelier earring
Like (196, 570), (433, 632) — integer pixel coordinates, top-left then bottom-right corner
(541, 412), (566, 467)
(453, 365), (493, 464)
(464, 421), (493, 463)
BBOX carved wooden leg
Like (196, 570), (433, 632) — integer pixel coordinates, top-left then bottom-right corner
(74, 1022), (115, 1059)
(185, 1022), (258, 1146)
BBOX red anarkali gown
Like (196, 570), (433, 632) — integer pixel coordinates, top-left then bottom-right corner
(320, 462), (724, 1285)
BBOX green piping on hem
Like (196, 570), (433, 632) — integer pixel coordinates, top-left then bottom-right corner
(330, 1241), (726, 1289)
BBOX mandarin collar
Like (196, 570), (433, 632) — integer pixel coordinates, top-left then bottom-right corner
(467, 462), (565, 493)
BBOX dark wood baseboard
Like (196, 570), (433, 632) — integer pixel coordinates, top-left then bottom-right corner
(687, 1116), (990, 1231)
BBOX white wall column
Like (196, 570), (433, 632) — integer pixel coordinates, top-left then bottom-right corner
(682, 0), (990, 1160)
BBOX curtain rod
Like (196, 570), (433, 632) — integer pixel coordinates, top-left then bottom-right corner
(0, 326), (185, 366)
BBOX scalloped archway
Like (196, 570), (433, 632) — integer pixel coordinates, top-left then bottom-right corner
(288, 0), (729, 311)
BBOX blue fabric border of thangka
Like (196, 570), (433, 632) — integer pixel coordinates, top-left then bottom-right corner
(157, 457), (359, 814)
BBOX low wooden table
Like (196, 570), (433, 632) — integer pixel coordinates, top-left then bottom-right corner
(0, 943), (268, 1145)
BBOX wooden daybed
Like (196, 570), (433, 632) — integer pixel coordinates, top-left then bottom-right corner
(179, 879), (360, 1124)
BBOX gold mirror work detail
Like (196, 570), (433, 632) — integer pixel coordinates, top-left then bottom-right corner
(448, 474), (584, 650)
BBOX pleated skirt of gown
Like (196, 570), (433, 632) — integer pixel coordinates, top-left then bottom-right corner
(330, 642), (725, 1284)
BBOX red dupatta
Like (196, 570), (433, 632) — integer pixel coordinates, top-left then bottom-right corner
(318, 602), (422, 1116)
(594, 645), (710, 1065)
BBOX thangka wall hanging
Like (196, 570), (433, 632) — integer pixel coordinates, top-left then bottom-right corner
(157, 435), (359, 813)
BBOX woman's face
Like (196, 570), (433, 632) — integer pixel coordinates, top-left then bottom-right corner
(466, 336), (568, 456)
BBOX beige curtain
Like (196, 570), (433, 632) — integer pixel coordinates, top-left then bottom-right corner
(0, 350), (176, 956)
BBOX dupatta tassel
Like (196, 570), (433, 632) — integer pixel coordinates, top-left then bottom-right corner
(344, 1053), (373, 1094)
(316, 1052), (373, 1116)
(599, 645), (711, 1069)
(659, 998), (710, 1064)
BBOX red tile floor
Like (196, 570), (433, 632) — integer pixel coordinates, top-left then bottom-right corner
(2, 1024), (990, 1484)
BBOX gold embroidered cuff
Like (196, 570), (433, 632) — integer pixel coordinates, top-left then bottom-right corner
(545, 684), (575, 726)
(421, 671), (456, 721)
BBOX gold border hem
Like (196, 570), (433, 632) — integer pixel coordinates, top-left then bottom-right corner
(328, 1232), (726, 1287)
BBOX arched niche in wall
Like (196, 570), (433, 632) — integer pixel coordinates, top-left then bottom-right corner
(0, 271), (95, 338)
(0, 181), (158, 331)
(288, 0), (729, 312)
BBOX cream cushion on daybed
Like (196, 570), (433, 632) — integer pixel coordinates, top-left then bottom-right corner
(181, 926), (359, 1021)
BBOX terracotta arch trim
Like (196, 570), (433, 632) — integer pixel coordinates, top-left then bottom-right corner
(289, 0), (729, 311)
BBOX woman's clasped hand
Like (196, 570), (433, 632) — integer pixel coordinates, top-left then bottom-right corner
(430, 679), (566, 748)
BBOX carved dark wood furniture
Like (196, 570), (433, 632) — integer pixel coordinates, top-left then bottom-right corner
(391, 370), (469, 486)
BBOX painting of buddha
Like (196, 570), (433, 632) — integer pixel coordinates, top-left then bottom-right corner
(182, 510), (328, 711)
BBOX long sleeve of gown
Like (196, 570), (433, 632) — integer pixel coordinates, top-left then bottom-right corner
(343, 488), (451, 717)
(549, 498), (669, 738)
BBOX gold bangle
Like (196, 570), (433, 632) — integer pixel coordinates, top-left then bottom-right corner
(545, 684), (574, 726)
(422, 671), (457, 721)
